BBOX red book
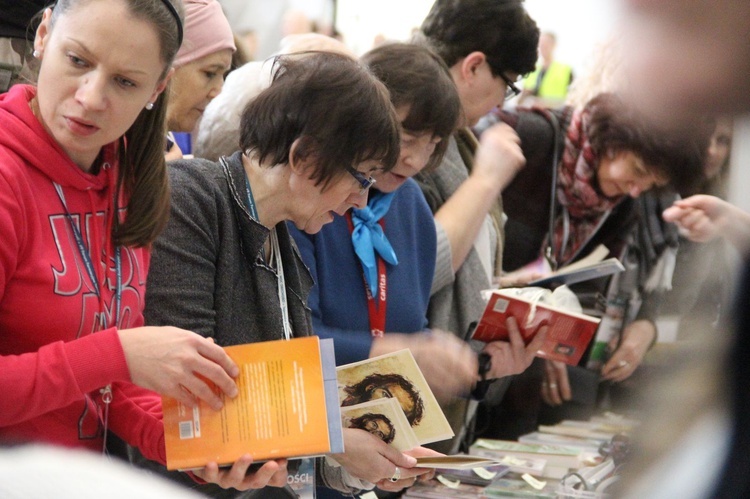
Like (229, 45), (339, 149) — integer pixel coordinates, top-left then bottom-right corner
(471, 289), (600, 365)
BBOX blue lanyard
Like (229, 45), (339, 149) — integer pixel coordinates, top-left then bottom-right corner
(54, 183), (122, 329)
(243, 174), (260, 221)
(224, 157), (293, 341)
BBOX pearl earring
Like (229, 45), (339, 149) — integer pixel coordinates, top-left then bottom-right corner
(33, 50), (41, 59)
(145, 102), (154, 111)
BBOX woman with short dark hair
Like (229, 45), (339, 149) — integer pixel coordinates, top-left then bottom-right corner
(140, 51), (433, 498)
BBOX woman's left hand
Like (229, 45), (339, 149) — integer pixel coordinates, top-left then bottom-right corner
(193, 455), (288, 490)
(601, 320), (656, 382)
(374, 446), (441, 492)
(541, 359), (571, 406)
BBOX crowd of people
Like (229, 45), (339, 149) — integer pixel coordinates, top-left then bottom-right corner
(0, 0), (748, 498)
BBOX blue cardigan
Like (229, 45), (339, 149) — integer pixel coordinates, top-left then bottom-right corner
(289, 178), (437, 366)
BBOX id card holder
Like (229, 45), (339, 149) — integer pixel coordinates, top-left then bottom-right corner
(288, 457), (316, 498)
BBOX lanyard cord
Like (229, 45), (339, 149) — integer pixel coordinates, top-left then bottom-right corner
(53, 183), (122, 327)
(54, 182), (120, 454)
(229, 157), (294, 341)
(345, 211), (387, 337)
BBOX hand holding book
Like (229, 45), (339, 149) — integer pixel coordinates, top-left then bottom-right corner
(481, 316), (549, 379)
(192, 455), (289, 490)
(375, 446), (446, 492)
(472, 288), (600, 366)
(328, 428), (431, 489)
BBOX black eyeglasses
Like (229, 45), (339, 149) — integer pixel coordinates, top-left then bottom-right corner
(499, 73), (521, 101)
(346, 166), (376, 194)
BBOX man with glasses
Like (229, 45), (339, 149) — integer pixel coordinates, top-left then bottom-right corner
(410, 0), (539, 453)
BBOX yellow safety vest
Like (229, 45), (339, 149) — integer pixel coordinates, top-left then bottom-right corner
(524, 61), (573, 99)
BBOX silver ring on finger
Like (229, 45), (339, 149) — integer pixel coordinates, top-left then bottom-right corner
(618, 360), (630, 369)
(390, 467), (401, 482)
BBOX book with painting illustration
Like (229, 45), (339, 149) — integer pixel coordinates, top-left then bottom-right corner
(340, 398), (419, 452)
(340, 350), (544, 470)
(337, 349), (454, 445)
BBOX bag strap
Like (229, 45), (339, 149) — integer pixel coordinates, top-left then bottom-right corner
(543, 111), (563, 271)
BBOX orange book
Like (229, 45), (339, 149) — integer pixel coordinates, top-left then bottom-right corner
(471, 289), (600, 366)
(162, 336), (343, 470)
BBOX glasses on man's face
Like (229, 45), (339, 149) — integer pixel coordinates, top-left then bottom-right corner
(499, 72), (521, 101)
(346, 166), (376, 194)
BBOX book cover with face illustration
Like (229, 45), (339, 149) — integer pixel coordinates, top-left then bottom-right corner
(337, 349), (454, 445)
(340, 398), (419, 451)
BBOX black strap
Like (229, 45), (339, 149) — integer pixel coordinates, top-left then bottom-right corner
(544, 112), (563, 271)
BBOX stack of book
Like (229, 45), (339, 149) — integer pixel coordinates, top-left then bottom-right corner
(518, 414), (639, 457)
(404, 477), (559, 499)
(469, 439), (584, 479)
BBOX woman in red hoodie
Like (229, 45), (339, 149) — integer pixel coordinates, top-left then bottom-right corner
(0, 0), (282, 491)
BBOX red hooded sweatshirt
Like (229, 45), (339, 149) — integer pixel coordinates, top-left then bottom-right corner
(0, 85), (165, 463)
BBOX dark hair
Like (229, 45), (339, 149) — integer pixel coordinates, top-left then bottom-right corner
(239, 52), (400, 188)
(341, 373), (425, 426)
(586, 93), (709, 194)
(349, 413), (396, 444)
(419, 0), (539, 77)
(361, 42), (460, 171)
(47, 0), (184, 247)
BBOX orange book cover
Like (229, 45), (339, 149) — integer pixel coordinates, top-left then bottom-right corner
(162, 336), (342, 470)
(471, 289), (600, 366)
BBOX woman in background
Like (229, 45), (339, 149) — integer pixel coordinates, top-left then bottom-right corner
(165, 0), (235, 159)
(475, 91), (706, 439)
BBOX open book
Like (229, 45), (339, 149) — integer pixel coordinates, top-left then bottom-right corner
(527, 244), (625, 288)
(161, 336), (343, 471)
(471, 288), (600, 365)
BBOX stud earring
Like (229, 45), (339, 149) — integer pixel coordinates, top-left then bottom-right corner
(32, 50), (41, 59)
(145, 102), (154, 111)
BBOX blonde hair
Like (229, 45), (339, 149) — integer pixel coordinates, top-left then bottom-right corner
(565, 35), (628, 111)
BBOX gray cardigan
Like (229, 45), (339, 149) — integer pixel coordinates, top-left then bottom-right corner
(133, 152), (362, 498)
(145, 151), (315, 346)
